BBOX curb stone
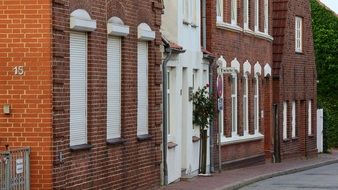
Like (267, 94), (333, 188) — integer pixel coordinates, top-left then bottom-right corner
(215, 158), (338, 190)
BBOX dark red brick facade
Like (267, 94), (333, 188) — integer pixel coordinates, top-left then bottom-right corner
(272, 0), (317, 160)
(52, 0), (163, 189)
(206, 0), (274, 168)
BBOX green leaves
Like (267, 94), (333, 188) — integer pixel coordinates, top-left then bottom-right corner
(192, 85), (214, 130)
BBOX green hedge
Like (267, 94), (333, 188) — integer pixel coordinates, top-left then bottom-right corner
(311, 0), (338, 151)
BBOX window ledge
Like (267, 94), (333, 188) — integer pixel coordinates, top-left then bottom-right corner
(291, 137), (299, 141)
(283, 138), (291, 142)
(106, 138), (126, 145)
(70, 144), (93, 152)
(221, 134), (264, 145)
(137, 134), (152, 141)
(243, 28), (255, 36)
(255, 31), (273, 42)
(168, 142), (178, 149)
(216, 21), (242, 33)
(308, 134), (314, 137)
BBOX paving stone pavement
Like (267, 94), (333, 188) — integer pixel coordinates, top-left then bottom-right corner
(158, 150), (338, 190)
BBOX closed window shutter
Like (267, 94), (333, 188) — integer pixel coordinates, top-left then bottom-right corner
(107, 36), (121, 139)
(137, 41), (148, 135)
(70, 31), (87, 146)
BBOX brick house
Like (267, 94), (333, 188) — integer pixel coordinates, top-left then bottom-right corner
(272, 0), (317, 160)
(206, 0), (274, 169)
(1, 0), (163, 189)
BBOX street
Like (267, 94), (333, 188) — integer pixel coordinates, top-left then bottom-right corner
(239, 163), (338, 190)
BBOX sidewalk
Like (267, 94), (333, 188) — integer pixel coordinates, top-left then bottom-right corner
(159, 150), (338, 190)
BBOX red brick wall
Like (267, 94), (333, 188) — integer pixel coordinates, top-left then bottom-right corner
(272, 0), (317, 160)
(206, 0), (273, 166)
(0, 0), (53, 189)
(52, 0), (163, 189)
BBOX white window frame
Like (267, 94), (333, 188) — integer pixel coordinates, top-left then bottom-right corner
(167, 68), (171, 136)
(216, 0), (224, 22)
(264, 0), (269, 33)
(231, 0), (237, 25)
(183, 0), (190, 23)
(231, 73), (238, 136)
(295, 16), (303, 53)
(308, 100), (312, 135)
(292, 101), (296, 138)
(243, 74), (249, 135)
(283, 101), (288, 140)
(254, 75), (260, 134)
(255, 0), (259, 31)
(107, 36), (122, 140)
(69, 31), (88, 146)
(243, 0), (249, 29)
(137, 41), (149, 136)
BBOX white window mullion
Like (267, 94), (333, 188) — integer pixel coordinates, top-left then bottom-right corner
(308, 100), (312, 135)
(283, 101), (287, 139)
(295, 17), (302, 52)
(255, 0), (259, 31)
(243, 75), (249, 135)
(231, 0), (237, 25)
(216, 0), (224, 22)
(292, 101), (296, 138)
(254, 75), (259, 134)
(137, 41), (149, 136)
(107, 36), (122, 139)
(244, 0), (249, 29)
(264, 0), (269, 33)
(70, 31), (88, 146)
(231, 73), (238, 136)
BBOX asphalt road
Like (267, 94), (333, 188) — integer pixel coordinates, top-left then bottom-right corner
(239, 163), (338, 190)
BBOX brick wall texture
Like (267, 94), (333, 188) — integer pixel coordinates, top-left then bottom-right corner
(206, 0), (274, 166)
(52, 0), (163, 189)
(272, 0), (317, 160)
(0, 0), (53, 189)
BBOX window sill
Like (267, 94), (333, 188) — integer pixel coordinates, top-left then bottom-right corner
(308, 134), (314, 137)
(70, 144), (93, 152)
(243, 28), (255, 36)
(255, 31), (273, 42)
(283, 138), (291, 142)
(216, 21), (242, 33)
(221, 133), (264, 145)
(137, 134), (152, 141)
(295, 51), (303, 55)
(168, 142), (178, 149)
(291, 137), (299, 141)
(106, 138), (126, 145)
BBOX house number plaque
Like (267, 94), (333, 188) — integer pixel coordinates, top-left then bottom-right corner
(13, 66), (24, 75)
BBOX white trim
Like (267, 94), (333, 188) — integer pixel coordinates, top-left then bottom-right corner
(107, 17), (129, 36)
(295, 16), (303, 53)
(243, 60), (251, 74)
(70, 9), (96, 32)
(231, 58), (240, 73)
(254, 75), (259, 134)
(216, 0), (223, 22)
(254, 62), (262, 76)
(231, 73), (238, 136)
(264, 0), (269, 34)
(221, 133), (264, 145)
(243, 74), (249, 135)
(231, 0), (237, 25)
(243, 0), (249, 29)
(255, 0), (259, 31)
(283, 101), (288, 139)
(138, 23), (155, 41)
(264, 63), (272, 77)
(308, 100), (312, 135)
(216, 21), (243, 32)
(292, 101), (296, 138)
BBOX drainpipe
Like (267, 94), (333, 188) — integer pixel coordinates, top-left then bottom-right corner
(162, 47), (172, 186)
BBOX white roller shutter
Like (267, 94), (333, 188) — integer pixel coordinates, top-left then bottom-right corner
(70, 31), (87, 146)
(107, 36), (121, 139)
(137, 41), (148, 135)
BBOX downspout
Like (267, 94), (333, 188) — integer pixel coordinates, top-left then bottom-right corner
(162, 47), (172, 186)
(201, 0), (214, 173)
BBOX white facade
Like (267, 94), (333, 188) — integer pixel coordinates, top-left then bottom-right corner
(162, 0), (210, 184)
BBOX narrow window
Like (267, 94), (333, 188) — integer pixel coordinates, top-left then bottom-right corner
(183, 0), (190, 23)
(107, 36), (121, 140)
(255, 0), (259, 31)
(254, 75), (259, 134)
(295, 16), (303, 52)
(264, 0), (268, 33)
(308, 100), (312, 135)
(231, 0), (237, 25)
(243, 0), (249, 29)
(283, 101), (288, 139)
(70, 31), (88, 146)
(216, 0), (224, 22)
(167, 69), (171, 136)
(231, 73), (238, 135)
(243, 74), (249, 135)
(292, 101), (296, 138)
(137, 41), (149, 136)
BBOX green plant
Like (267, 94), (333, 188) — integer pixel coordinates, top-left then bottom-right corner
(192, 84), (214, 130)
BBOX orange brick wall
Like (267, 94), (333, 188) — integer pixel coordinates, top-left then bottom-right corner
(0, 1), (53, 189)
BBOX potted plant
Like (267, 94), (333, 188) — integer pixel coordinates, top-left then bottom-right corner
(192, 84), (214, 174)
